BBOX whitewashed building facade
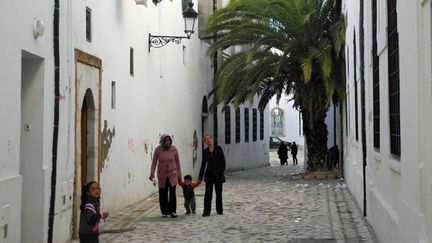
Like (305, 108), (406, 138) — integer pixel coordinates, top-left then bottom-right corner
(343, 0), (432, 242)
(268, 95), (305, 146)
(0, 0), (269, 242)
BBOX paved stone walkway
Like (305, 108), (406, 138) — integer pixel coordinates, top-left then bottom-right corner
(99, 152), (376, 243)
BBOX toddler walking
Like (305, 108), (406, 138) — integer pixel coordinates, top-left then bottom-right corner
(178, 175), (200, 215)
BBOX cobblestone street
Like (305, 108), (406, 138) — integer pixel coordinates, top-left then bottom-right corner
(99, 152), (376, 243)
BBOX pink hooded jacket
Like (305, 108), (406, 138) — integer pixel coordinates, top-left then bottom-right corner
(151, 136), (182, 188)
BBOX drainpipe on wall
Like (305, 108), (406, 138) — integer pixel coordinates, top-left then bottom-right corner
(48, 0), (60, 241)
(359, 0), (367, 217)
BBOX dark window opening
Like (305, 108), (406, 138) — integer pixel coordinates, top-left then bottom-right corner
(259, 109), (264, 140)
(253, 109), (258, 142)
(130, 47), (134, 76)
(244, 108), (249, 142)
(224, 106), (231, 144)
(235, 108), (241, 143)
(387, 0), (401, 157)
(111, 81), (116, 109)
(372, 0), (380, 148)
(86, 7), (92, 42)
(354, 31), (359, 141)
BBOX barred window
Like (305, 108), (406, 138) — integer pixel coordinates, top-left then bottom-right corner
(354, 31), (359, 141)
(387, 0), (401, 157)
(224, 106), (231, 144)
(235, 108), (241, 143)
(244, 108), (250, 142)
(259, 109), (264, 140)
(253, 109), (258, 141)
(372, 0), (380, 148)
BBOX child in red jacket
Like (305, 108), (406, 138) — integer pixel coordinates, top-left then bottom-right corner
(178, 175), (200, 215)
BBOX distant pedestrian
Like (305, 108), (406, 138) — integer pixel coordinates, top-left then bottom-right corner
(79, 181), (109, 243)
(198, 134), (226, 217)
(149, 134), (182, 218)
(291, 142), (298, 165)
(178, 175), (201, 215)
(277, 143), (288, 165)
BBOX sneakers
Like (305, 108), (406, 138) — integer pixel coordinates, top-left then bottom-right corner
(162, 214), (168, 218)
(170, 213), (178, 218)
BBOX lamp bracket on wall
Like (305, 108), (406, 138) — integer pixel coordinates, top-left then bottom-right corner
(148, 34), (189, 52)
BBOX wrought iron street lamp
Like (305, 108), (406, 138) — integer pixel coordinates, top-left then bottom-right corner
(148, 3), (198, 52)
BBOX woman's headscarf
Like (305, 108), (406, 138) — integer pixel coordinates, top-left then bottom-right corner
(160, 134), (172, 149)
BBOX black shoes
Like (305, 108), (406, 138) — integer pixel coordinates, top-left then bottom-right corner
(217, 211), (223, 215)
(170, 213), (178, 218)
(202, 213), (210, 217)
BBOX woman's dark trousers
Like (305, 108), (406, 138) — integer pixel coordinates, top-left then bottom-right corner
(159, 178), (177, 215)
(79, 234), (99, 243)
(204, 182), (223, 214)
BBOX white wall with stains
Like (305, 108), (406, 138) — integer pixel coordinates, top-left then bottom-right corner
(268, 94), (304, 146)
(343, 0), (432, 242)
(52, 0), (216, 242)
(0, 0), (54, 242)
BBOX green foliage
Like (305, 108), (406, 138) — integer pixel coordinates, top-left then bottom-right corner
(207, 0), (346, 110)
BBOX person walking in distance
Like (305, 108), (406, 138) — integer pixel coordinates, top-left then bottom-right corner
(198, 135), (226, 217)
(291, 142), (298, 165)
(277, 143), (288, 165)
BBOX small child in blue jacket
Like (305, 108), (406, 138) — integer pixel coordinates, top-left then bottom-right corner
(79, 181), (109, 243)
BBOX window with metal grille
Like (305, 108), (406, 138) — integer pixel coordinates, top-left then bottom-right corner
(235, 108), (241, 143)
(354, 31), (359, 141)
(259, 109), (264, 140)
(372, 0), (380, 148)
(387, 0), (401, 157)
(224, 106), (231, 144)
(130, 47), (134, 76)
(86, 7), (92, 42)
(244, 108), (249, 142)
(253, 109), (257, 141)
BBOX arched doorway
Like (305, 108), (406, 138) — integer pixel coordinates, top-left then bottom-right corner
(72, 89), (99, 238)
(71, 50), (102, 239)
(80, 89), (98, 186)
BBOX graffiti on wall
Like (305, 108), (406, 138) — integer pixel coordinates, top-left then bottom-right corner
(101, 120), (115, 169)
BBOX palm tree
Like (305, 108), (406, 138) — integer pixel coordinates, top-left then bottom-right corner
(207, 0), (345, 171)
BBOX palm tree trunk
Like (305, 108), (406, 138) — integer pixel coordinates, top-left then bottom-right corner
(300, 83), (329, 171)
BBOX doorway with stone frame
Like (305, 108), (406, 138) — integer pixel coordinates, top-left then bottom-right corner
(71, 50), (102, 239)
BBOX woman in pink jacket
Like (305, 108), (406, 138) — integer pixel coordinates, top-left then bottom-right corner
(149, 134), (182, 218)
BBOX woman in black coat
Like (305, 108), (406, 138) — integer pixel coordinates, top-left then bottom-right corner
(198, 135), (226, 217)
(277, 143), (288, 165)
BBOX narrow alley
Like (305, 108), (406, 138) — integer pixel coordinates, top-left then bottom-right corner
(98, 153), (376, 243)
